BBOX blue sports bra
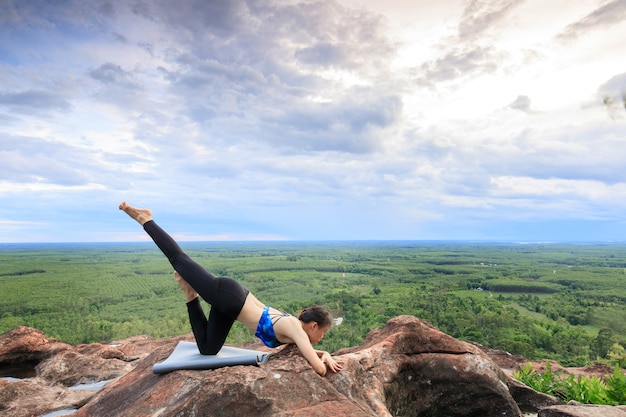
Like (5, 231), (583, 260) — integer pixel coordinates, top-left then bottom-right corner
(255, 306), (290, 348)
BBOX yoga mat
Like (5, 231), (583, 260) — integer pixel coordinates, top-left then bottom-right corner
(152, 341), (272, 374)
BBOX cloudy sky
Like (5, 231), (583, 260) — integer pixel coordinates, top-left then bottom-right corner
(1, 0), (625, 243)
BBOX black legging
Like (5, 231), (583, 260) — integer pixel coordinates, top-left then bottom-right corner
(143, 220), (250, 354)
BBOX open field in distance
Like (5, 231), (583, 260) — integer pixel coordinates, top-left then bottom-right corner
(1, 241), (625, 367)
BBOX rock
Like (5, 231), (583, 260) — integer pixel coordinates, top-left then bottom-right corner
(2, 317), (609, 417)
(471, 342), (560, 412)
(36, 349), (133, 386)
(508, 377), (560, 412)
(36, 335), (178, 387)
(471, 341), (528, 371)
(76, 316), (525, 417)
(0, 326), (71, 367)
(0, 378), (93, 417)
(538, 404), (626, 417)
(565, 362), (615, 379)
(0, 327), (178, 417)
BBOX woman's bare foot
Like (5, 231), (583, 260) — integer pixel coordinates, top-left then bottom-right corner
(175, 271), (199, 302)
(119, 201), (153, 225)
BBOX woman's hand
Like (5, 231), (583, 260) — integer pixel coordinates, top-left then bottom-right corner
(319, 351), (343, 373)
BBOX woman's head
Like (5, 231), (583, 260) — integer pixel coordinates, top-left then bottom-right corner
(298, 305), (332, 344)
(298, 305), (332, 327)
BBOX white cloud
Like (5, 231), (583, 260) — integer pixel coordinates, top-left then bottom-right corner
(1, 0), (626, 242)
(556, 0), (626, 42)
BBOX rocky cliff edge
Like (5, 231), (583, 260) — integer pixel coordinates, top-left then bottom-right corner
(2, 316), (624, 417)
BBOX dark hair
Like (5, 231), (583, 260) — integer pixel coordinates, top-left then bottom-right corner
(298, 305), (332, 328)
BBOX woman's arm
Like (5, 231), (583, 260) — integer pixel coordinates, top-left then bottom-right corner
(295, 336), (328, 376)
(278, 318), (342, 376)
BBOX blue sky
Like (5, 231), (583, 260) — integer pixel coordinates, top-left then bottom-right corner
(1, 0), (625, 243)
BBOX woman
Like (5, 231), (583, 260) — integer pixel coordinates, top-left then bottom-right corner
(119, 202), (342, 376)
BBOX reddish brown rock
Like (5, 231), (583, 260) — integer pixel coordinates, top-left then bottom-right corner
(471, 341), (528, 371)
(0, 377), (93, 417)
(565, 362), (615, 379)
(0, 326), (71, 366)
(37, 349), (133, 386)
(0, 327), (177, 417)
(36, 335), (184, 387)
(4, 318), (603, 417)
(76, 316), (527, 417)
(539, 404), (626, 417)
(471, 342), (560, 411)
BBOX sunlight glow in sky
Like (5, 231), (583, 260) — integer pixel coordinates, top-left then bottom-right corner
(1, 0), (625, 243)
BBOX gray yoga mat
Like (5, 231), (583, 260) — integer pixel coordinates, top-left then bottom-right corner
(152, 341), (272, 374)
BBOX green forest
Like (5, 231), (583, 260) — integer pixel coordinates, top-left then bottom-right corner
(1, 241), (625, 368)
